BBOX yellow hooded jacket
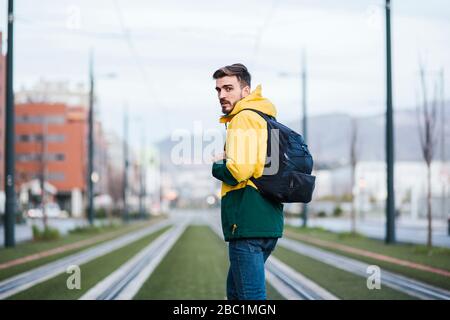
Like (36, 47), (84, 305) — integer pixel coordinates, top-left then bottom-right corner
(212, 85), (284, 241)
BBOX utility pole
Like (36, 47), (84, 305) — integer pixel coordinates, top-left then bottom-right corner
(385, 0), (396, 244)
(278, 52), (309, 227)
(4, 0), (15, 247)
(301, 49), (308, 228)
(139, 125), (146, 219)
(123, 105), (129, 222)
(440, 69), (448, 230)
(439, 68), (447, 219)
(87, 50), (94, 225)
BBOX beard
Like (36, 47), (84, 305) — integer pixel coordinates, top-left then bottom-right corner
(221, 103), (232, 114)
(221, 94), (243, 115)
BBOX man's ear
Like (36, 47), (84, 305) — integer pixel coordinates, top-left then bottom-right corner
(242, 85), (251, 97)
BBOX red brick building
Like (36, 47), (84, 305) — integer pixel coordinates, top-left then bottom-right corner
(15, 102), (88, 214)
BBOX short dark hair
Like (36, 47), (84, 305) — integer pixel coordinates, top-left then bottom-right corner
(212, 63), (251, 88)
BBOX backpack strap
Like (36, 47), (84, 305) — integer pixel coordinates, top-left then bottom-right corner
(233, 108), (276, 122)
(232, 108), (277, 184)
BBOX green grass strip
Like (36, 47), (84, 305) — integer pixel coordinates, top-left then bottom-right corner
(0, 219), (165, 282)
(273, 245), (416, 300)
(134, 226), (284, 300)
(1, 221), (137, 263)
(8, 225), (171, 300)
(285, 226), (450, 290)
(285, 225), (450, 270)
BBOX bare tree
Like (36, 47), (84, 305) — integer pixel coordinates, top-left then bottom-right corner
(107, 163), (124, 214)
(350, 118), (358, 234)
(439, 69), (447, 223)
(40, 117), (48, 228)
(417, 63), (439, 247)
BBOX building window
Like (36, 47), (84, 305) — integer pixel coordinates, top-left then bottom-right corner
(18, 134), (31, 142)
(16, 153), (40, 162)
(22, 172), (63, 182)
(46, 116), (65, 124)
(16, 153), (65, 162)
(16, 115), (65, 124)
(47, 134), (65, 142)
(17, 134), (65, 143)
(47, 153), (65, 161)
(47, 172), (65, 181)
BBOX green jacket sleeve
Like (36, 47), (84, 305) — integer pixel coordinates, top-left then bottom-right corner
(212, 160), (239, 186)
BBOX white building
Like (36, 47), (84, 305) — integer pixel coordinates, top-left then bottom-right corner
(352, 161), (449, 220)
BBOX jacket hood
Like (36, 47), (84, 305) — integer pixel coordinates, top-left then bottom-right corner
(219, 85), (277, 123)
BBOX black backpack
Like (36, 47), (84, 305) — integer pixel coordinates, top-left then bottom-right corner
(236, 108), (316, 204)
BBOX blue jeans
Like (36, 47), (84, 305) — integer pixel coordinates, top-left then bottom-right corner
(227, 238), (278, 300)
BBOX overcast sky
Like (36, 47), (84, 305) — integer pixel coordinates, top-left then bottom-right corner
(1, 0), (449, 147)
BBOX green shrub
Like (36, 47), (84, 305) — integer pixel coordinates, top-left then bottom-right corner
(412, 245), (450, 256)
(303, 226), (327, 233)
(69, 221), (120, 235)
(333, 205), (343, 217)
(69, 225), (101, 234)
(337, 231), (365, 240)
(95, 208), (108, 219)
(340, 193), (353, 202)
(32, 225), (60, 241)
(317, 211), (327, 218)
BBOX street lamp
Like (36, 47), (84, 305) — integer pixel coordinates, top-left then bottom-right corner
(385, 0), (395, 244)
(4, 0), (15, 247)
(121, 114), (148, 222)
(279, 50), (309, 227)
(91, 171), (100, 184)
(87, 50), (116, 226)
(123, 104), (129, 223)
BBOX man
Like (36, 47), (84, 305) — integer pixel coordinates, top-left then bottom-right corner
(211, 63), (284, 300)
